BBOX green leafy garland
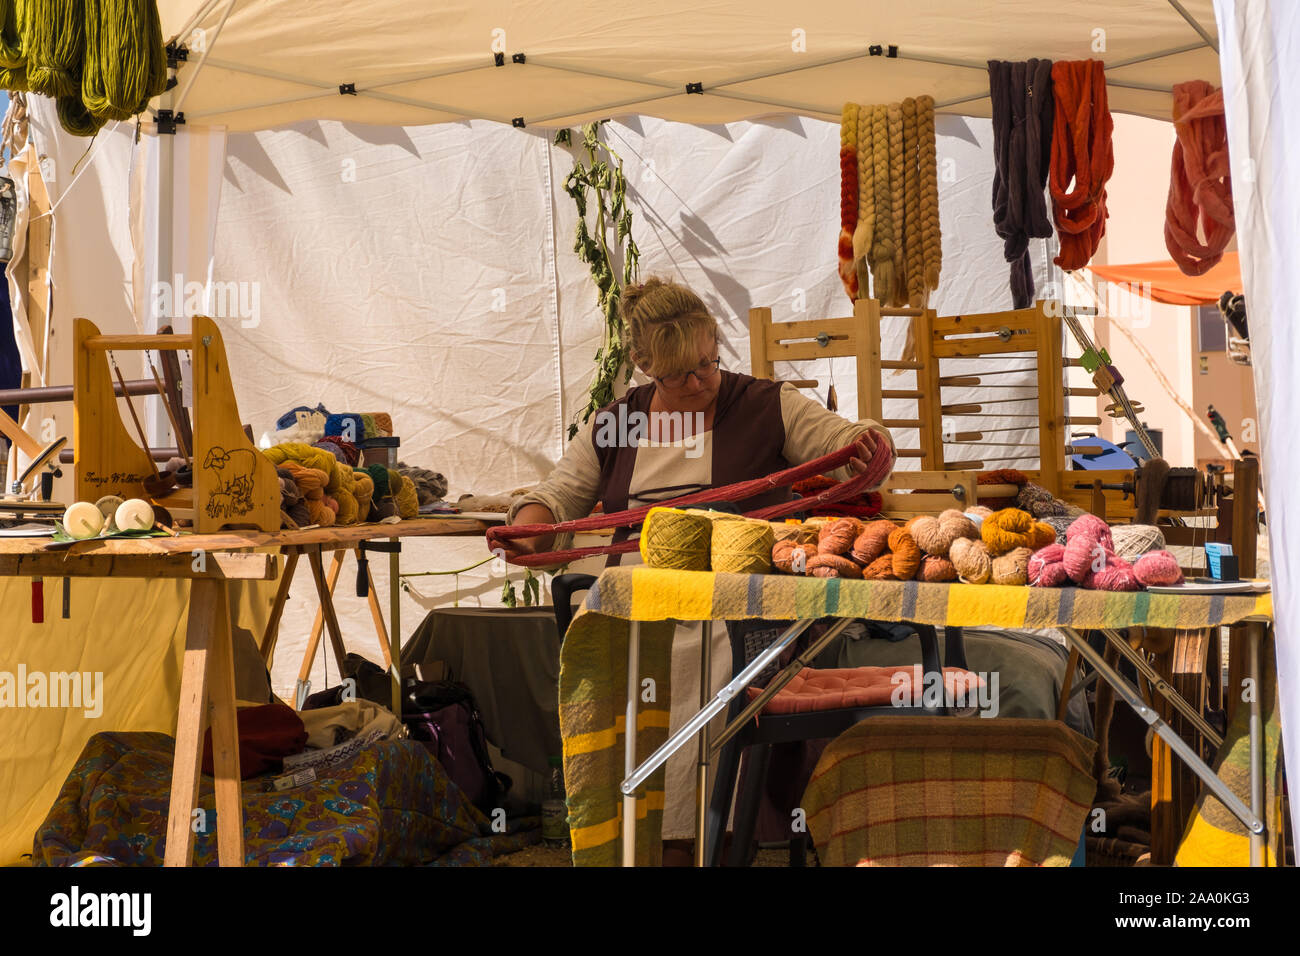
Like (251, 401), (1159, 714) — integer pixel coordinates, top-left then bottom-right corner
(555, 122), (640, 440)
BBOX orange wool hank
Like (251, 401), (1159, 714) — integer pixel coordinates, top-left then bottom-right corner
(1049, 59), (1114, 272)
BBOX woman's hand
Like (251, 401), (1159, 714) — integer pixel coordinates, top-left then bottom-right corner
(499, 503), (558, 561)
(848, 429), (882, 475)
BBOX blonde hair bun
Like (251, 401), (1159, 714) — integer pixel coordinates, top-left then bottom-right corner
(622, 276), (719, 376)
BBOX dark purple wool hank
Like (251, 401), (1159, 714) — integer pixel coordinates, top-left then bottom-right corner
(989, 58), (1055, 308)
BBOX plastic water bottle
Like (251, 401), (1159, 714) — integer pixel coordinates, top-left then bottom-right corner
(542, 756), (570, 848)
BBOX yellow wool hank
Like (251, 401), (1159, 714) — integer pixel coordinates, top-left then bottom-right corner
(902, 97), (925, 307)
(887, 104), (907, 308)
(917, 94), (943, 295)
(869, 104), (896, 304)
(711, 516), (776, 574)
(640, 507), (713, 571)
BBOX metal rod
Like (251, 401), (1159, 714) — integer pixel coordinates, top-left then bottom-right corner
(1165, 0), (1220, 54)
(1248, 623), (1264, 866)
(622, 619), (815, 794)
(709, 618), (854, 756)
(0, 378), (159, 405)
(622, 620), (640, 867)
(172, 0), (239, 113)
(695, 621), (712, 868)
(1061, 627), (1263, 834)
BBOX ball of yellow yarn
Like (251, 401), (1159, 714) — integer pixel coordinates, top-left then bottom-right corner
(352, 472), (375, 522)
(950, 537), (992, 584)
(640, 507), (712, 571)
(392, 473), (419, 519)
(712, 517), (776, 574)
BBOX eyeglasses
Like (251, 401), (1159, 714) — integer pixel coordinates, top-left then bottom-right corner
(653, 357), (722, 389)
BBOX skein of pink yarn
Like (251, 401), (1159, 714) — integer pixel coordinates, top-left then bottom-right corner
(1029, 543), (1069, 587)
(1084, 554), (1140, 591)
(1063, 514), (1114, 583)
(1134, 550), (1184, 586)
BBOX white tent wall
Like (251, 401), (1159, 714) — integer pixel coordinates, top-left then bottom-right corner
(204, 113), (1046, 700)
(1214, 0), (1299, 847)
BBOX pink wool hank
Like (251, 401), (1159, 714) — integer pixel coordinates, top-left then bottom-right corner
(1134, 549), (1184, 587)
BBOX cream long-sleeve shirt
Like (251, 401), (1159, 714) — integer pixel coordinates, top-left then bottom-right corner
(507, 383), (895, 525)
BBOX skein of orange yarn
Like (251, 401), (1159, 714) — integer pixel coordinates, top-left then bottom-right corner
(861, 554), (896, 580)
(851, 519), (896, 564)
(1049, 59), (1114, 271)
(918, 554), (958, 582)
(888, 526), (921, 579)
(950, 537), (992, 584)
(772, 539), (818, 575)
(1164, 80), (1235, 276)
(818, 517), (864, 556)
(808, 553), (862, 579)
(981, 508), (1056, 555)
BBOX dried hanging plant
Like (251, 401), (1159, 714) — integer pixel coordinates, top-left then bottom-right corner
(555, 121), (640, 440)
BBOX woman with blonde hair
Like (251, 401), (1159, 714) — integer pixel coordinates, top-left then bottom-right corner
(504, 276), (895, 862)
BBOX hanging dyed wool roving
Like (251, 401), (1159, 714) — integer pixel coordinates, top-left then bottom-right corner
(887, 103), (906, 306)
(852, 102), (875, 296)
(0, 0), (26, 90)
(988, 58), (1055, 308)
(81, 0), (167, 121)
(868, 103), (897, 304)
(1164, 79), (1234, 276)
(916, 95), (942, 296)
(23, 0), (83, 99)
(1049, 59), (1113, 271)
(838, 103), (860, 301)
(902, 97), (923, 306)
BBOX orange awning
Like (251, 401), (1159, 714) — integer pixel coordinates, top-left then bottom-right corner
(1088, 252), (1242, 306)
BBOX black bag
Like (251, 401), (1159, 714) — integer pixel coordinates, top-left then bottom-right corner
(302, 654), (511, 812)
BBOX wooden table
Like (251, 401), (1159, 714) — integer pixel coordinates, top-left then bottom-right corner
(0, 516), (491, 867)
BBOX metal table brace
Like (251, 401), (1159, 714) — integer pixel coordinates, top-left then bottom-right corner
(620, 617), (853, 867)
(1059, 626), (1265, 864)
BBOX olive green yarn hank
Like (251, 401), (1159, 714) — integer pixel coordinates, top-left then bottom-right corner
(23, 0), (83, 98)
(81, 0), (167, 121)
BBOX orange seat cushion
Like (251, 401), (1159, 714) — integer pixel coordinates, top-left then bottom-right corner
(745, 666), (984, 715)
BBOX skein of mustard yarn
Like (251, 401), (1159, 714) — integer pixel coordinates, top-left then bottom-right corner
(711, 516), (775, 574)
(639, 507), (713, 571)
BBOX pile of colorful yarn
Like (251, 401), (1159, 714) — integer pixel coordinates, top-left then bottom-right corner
(263, 441), (417, 528)
(1028, 514), (1184, 591)
(763, 506), (1061, 585)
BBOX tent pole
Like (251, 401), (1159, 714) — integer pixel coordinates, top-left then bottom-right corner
(173, 0), (240, 114)
(1166, 0), (1220, 54)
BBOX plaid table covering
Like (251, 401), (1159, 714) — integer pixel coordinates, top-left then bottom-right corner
(559, 568), (1272, 866)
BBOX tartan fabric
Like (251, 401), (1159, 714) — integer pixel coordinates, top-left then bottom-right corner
(801, 717), (1097, 866)
(560, 568), (1272, 866)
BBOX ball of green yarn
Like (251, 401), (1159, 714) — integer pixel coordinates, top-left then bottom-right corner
(364, 463), (390, 499)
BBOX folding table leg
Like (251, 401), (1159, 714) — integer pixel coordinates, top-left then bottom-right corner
(353, 546), (392, 669)
(695, 621), (712, 867)
(622, 621), (640, 867)
(295, 548), (347, 704)
(259, 548), (299, 664)
(164, 578), (218, 867)
(208, 583), (245, 866)
(1060, 626), (1264, 858)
